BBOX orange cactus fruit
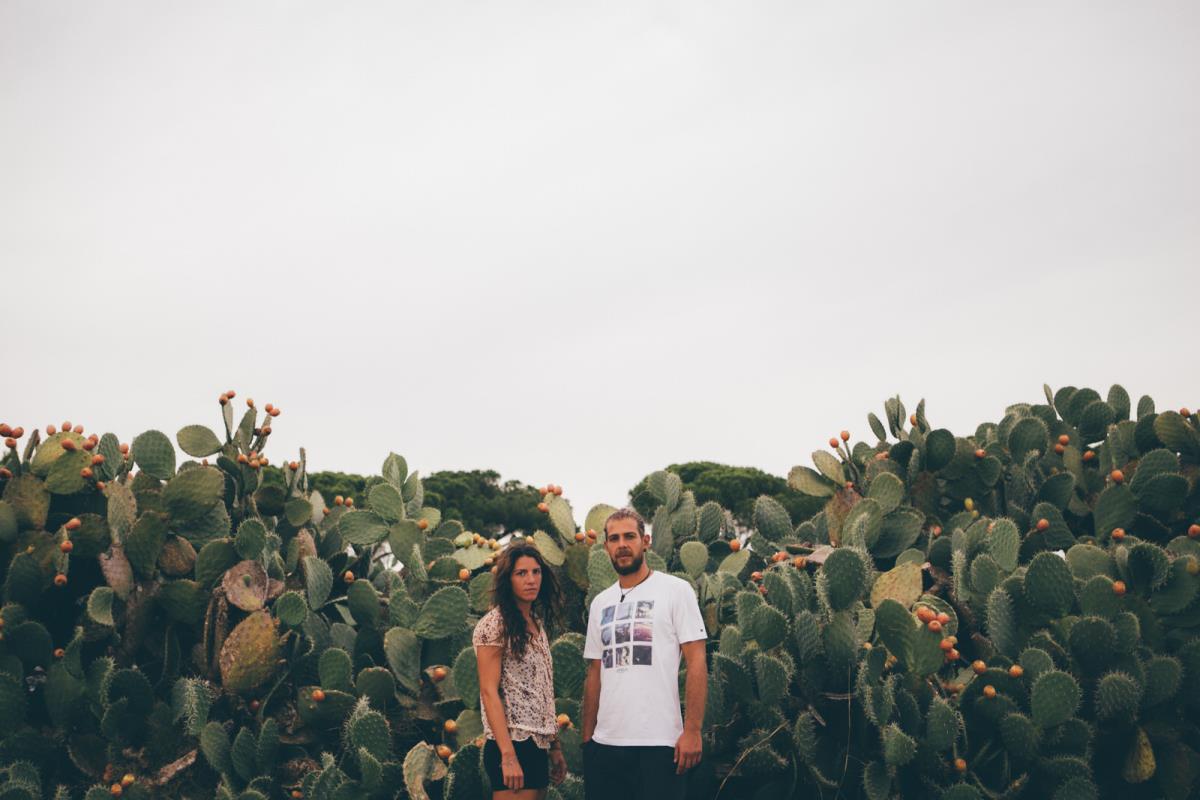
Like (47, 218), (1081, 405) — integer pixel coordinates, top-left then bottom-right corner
(1113, 580), (1127, 596)
(983, 685), (997, 699)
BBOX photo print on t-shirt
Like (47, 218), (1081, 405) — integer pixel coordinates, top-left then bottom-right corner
(600, 600), (654, 669)
(615, 646), (631, 667)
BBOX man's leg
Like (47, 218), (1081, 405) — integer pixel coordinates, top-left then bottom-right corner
(634, 747), (686, 800)
(583, 742), (635, 800)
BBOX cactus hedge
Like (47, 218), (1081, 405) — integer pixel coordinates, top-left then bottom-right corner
(0, 384), (1198, 798)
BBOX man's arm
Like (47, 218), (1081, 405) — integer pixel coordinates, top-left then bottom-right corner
(674, 640), (707, 774)
(581, 658), (601, 743)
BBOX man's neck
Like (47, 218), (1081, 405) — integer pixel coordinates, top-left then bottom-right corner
(618, 564), (651, 589)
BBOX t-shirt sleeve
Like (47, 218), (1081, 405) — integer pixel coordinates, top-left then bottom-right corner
(472, 611), (503, 648)
(583, 598), (603, 659)
(672, 580), (708, 644)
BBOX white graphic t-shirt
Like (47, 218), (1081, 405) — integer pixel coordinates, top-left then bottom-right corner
(583, 571), (708, 747)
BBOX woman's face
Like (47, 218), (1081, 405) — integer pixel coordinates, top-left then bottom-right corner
(511, 555), (542, 604)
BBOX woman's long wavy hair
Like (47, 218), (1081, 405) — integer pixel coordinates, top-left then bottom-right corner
(491, 538), (563, 658)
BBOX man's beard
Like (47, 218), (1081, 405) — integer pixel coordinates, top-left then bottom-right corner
(612, 551), (644, 575)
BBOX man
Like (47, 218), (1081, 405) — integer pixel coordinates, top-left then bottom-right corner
(581, 508), (708, 800)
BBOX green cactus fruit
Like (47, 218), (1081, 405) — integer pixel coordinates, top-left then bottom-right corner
(1095, 671), (1142, 721)
(219, 611), (281, 694)
(1031, 669), (1081, 728)
(1024, 551), (1075, 616)
(823, 548), (867, 611)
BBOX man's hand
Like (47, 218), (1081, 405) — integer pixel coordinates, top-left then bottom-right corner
(549, 748), (567, 784)
(673, 729), (702, 774)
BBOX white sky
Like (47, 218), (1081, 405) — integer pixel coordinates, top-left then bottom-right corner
(3, 1), (1198, 520)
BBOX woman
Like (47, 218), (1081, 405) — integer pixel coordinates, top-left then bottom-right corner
(474, 538), (567, 798)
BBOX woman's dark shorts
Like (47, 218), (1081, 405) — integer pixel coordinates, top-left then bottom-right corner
(483, 737), (550, 790)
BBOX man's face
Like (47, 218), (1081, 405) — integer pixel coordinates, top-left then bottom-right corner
(604, 517), (649, 576)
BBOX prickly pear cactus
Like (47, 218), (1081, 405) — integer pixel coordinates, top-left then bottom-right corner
(1, 384), (1197, 799)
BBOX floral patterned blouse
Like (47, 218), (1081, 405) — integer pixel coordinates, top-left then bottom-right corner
(472, 607), (558, 749)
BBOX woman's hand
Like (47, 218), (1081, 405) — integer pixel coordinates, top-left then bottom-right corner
(501, 749), (524, 791)
(549, 748), (567, 784)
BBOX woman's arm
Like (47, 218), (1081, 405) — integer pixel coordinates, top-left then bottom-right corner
(476, 644), (524, 791)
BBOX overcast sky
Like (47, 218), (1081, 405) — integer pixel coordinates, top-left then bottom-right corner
(3, 1), (1198, 521)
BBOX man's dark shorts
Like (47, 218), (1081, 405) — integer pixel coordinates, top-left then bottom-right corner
(583, 740), (686, 800)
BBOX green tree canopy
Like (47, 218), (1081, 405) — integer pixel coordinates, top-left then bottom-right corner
(422, 470), (544, 535)
(629, 461), (823, 528)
